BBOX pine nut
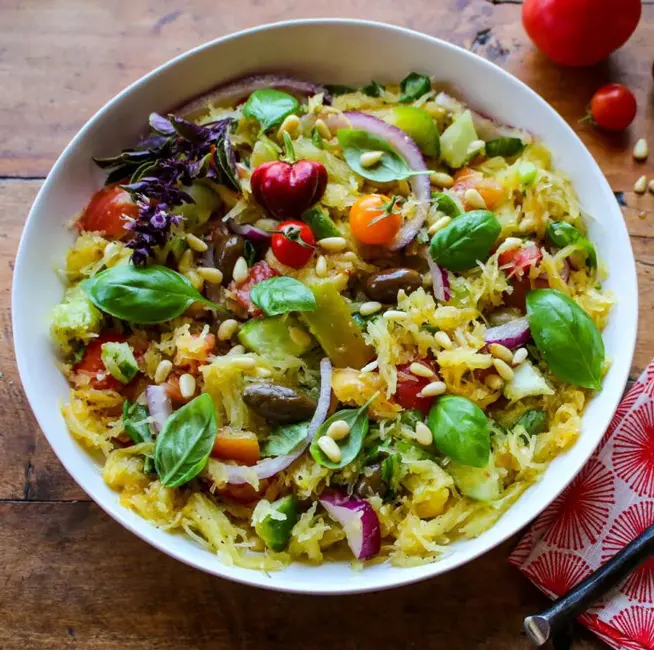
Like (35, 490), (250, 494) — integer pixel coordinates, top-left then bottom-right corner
(484, 374), (504, 391)
(359, 301), (382, 316)
(226, 345), (246, 356)
(383, 310), (409, 321)
(232, 256), (249, 284)
(326, 419), (351, 441)
(409, 362), (435, 378)
(464, 188), (487, 209)
(420, 380), (447, 397)
(315, 255), (328, 277)
(104, 241), (121, 260)
(179, 373), (196, 399)
(467, 139), (486, 158)
(496, 237), (523, 255)
(360, 359), (379, 373)
(433, 331), (453, 350)
(317, 436), (342, 463)
(179, 248), (194, 273)
(154, 360), (173, 384)
(512, 348), (529, 367)
(634, 175), (648, 194)
(277, 114), (301, 138)
(429, 172), (454, 188)
(396, 180), (411, 196)
(255, 367), (272, 378)
(633, 138), (649, 161)
(493, 358), (514, 381)
(488, 343), (514, 364)
(186, 233), (208, 252)
(428, 216), (452, 236)
(289, 326), (312, 348)
(197, 267), (224, 284)
(359, 150), (384, 168)
(185, 270), (204, 291)
(314, 118), (332, 140)
(218, 319), (239, 341)
(414, 421), (433, 446)
(318, 237), (348, 252)
(230, 356), (256, 370)
(649, 180), (654, 195)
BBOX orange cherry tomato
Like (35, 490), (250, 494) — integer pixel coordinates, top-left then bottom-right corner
(73, 332), (128, 391)
(211, 430), (261, 466)
(77, 184), (139, 239)
(349, 194), (402, 245)
(453, 168), (505, 210)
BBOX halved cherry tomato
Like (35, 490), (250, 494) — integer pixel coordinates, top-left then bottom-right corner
(77, 184), (139, 239)
(589, 84), (637, 132)
(230, 261), (279, 315)
(498, 243), (543, 278)
(395, 359), (439, 414)
(453, 168), (506, 210)
(503, 275), (549, 310)
(349, 194), (402, 245)
(73, 332), (128, 391)
(271, 220), (315, 269)
(217, 478), (275, 505)
(211, 429), (261, 466)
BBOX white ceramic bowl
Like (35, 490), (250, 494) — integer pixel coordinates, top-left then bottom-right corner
(13, 19), (638, 594)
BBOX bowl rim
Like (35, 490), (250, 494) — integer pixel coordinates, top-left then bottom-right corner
(12, 17), (638, 595)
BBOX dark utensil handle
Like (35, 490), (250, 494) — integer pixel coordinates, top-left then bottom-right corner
(524, 523), (654, 646)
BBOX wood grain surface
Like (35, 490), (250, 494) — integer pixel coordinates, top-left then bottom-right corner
(2, 1), (653, 648)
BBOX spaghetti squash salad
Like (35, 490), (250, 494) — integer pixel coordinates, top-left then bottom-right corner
(50, 73), (611, 570)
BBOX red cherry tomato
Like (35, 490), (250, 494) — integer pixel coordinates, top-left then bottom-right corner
(77, 184), (139, 239)
(73, 332), (128, 391)
(271, 220), (315, 269)
(503, 275), (550, 310)
(230, 260), (279, 315)
(498, 243), (543, 278)
(395, 359), (439, 414)
(453, 168), (505, 210)
(589, 84), (637, 132)
(522, 0), (641, 67)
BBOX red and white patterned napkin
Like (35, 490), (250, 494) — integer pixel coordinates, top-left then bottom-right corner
(509, 363), (654, 650)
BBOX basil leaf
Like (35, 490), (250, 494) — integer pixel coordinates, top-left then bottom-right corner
(123, 401), (153, 445)
(431, 191), (463, 218)
(81, 265), (222, 324)
(338, 129), (426, 182)
(381, 453), (402, 501)
(526, 289), (605, 390)
(324, 84), (356, 96)
(310, 394), (377, 469)
(362, 80), (385, 98)
(243, 240), (257, 267)
(250, 277), (317, 316)
(243, 89), (300, 132)
(429, 209), (501, 271)
(485, 137), (525, 158)
(400, 72), (431, 103)
(261, 422), (309, 457)
(547, 221), (597, 269)
(428, 395), (490, 468)
(154, 393), (217, 487)
(514, 409), (547, 437)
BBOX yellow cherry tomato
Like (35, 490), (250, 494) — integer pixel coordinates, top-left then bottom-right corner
(349, 194), (402, 245)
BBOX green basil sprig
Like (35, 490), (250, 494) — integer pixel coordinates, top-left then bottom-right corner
(485, 137), (525, 158)
(250, 277), (317, 316)
(428, 395), (490, 468)
(526, 289), (605, 390)
(154, 393), (217, 488)
(243, 89), (300, 132)
(400, 72), (431, 103)
(261, 421), (309, 457)
(123, 401), (154, 473)
(338, 129), (429, 182)
(81, 265), (223, 324)
(310, 394), (377, 469)
(324, 84), (356, 96)
(429, 209), (501, 271)
(362, 80), (385, 98)
(431, 191), (462, 218)
(514, 409), (547, 437)
(547, 221), (597, 269)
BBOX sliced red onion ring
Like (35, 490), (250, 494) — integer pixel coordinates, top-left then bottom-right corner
(342, 111), (431, 251)
(319, 489), (381, 560)
(423, 249), (451, 302)
(484, 317), (531, 350)
(227, 221), (272, 246)
(177, 74), (332, 118)
(215, 358), (332, 485)
(146, 384), (172, 434)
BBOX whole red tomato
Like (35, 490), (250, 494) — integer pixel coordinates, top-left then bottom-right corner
(590, 84), (637, 132)
(272, 220), (315, 268)
(77, 184), (139, 239)
(523, 0), (641, 67)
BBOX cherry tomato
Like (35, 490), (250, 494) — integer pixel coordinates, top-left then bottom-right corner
(271, 220), (315, 269)
(77, 184), (139, 239)
(589, 84), (637, 132)
(218, 481), (269, 505)
(503, 275), (549, 310)
(453, 168), (505, 210)
(73, 332), (128, 391)
(522, 0), (641, 67)
(349, 194), (402, 245)
(498, 243), (543, 278)
(395, 359), (438, 414)
(230, 260), (279, 315)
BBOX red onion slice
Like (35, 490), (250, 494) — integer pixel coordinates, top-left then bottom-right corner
(319, 489), (381, 560)
(216, 358), (332, 485)
(423, 249), (451, 302)
(177, 74), (332, 118)
(146, 385), (172, 434)
(342, 112), (431, 251)
(227, 221), (272, 246)
(484, 317), (531, 350)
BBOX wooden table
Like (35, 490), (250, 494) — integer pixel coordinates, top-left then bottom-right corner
(1, 1), (653, 648)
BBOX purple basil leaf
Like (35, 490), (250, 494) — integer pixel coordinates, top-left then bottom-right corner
(149, 112), (176, 136)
